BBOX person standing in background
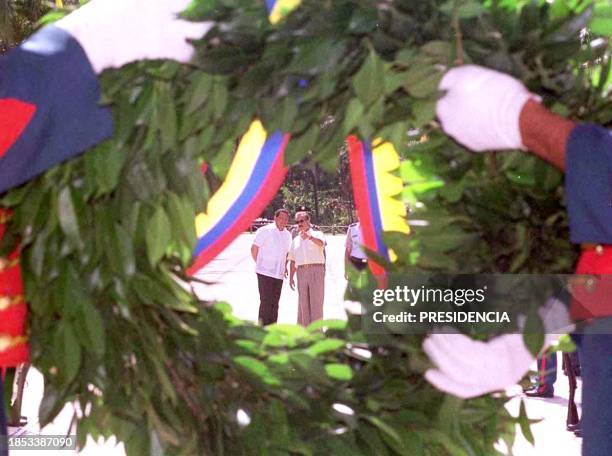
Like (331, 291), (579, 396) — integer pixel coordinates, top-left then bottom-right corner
(345, 220), (368, 278)
(288, 211), (326, 326)
(251, 209), (292, 325)
(525, 353), (557, 398)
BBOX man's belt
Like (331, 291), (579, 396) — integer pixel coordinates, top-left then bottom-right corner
(350, 256), (367, 263)
(297, 263), (325, 269)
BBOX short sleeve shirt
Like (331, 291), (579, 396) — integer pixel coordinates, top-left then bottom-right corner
(253, 224), (292, 279)
(565, 124), (612, 244)
(346, 223), (366, 259)
(288, 229), (326, 266)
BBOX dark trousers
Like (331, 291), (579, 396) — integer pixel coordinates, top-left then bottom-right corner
(257, 274), (283, 325)
(537, 352), (557, 388)
(573, 325), (612, 456)
(0, 378), (7, 456)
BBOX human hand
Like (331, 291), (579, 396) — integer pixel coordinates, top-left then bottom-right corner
(422, 297), (571, 398)
(436, 65), (540, 152)
(290, 277), (295, 290)
(56, 0), (211, 73)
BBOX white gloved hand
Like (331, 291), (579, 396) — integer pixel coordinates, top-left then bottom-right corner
(422, 297), (572, 399)
(436, 65), (541, 152)
(56, 0), (212, 73)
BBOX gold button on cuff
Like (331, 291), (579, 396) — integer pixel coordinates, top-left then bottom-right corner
(595, 244), (604, 256)
(0, 257), (19, 272)
(0, 212), (11, 224)
(0, 295), (23, 311)
(0, 334), (27, 352)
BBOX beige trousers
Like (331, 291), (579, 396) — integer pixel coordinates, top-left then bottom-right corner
(296, 264), (325, 326)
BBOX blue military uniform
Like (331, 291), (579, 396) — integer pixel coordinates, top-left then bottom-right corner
(564, 124), (612, 454)
(0, 26), (113, 193)
(526, 353), (557, 397)
(0, 25), (113, 452)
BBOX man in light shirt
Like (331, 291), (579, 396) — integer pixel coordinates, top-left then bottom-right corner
(288, 211), (326, 326)
(251, 209), (292, 325)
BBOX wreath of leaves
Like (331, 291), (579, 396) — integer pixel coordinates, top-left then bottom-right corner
(0, 0), (610, 454)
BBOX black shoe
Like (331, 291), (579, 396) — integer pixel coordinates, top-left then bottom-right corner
(522, 384), (538, 393)
(567, 422), (580, 432)
(525, 386), (554, 398)
(7, 415), (27, 427)
(574, 368), (581, 378)
(574, 424), (583, 438)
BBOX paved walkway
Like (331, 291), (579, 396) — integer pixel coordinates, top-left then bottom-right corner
(192, 233), (349, 323)
(503, 379), (582, 455)
(7, 367), (123, 455)
(9, 234), (582, 455)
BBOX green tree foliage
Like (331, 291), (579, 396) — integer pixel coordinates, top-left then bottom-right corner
(191, 0), (610, 273)
(0, 0), (77, 51)
(272, 157), (354, 227)
(0, 0), (47, 50)
(0, 1), (610, 454)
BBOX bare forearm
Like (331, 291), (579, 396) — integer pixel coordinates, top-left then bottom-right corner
(519, 100), (576, 171)
(251, 245), (259, 261)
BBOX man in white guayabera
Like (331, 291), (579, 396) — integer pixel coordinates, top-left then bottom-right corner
(251, 209), (292, 325)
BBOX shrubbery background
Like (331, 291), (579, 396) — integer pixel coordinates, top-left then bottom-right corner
(0, 0), (610, 454)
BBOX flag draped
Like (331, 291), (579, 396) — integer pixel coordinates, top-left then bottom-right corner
(347, 136), (409, 279)
(188, 121), (289, 274)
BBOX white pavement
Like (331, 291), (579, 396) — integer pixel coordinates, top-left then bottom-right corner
(193, 233), (349, 324)
(12, 233), (582, 455)
(502, 380), (582, 456)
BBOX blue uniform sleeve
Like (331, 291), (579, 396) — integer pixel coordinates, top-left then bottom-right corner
(0, 26), (113, 194)
(565, 124), (612, 244)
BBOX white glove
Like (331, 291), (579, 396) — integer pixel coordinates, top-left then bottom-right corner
(436, 65), (540, 152)
(422, 297), (572, 399)
(56, 0), (212, 73)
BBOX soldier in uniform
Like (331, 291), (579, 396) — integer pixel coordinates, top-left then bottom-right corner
(0, 0), (208, 448)
(524, 353), (557, 398)
(345, 221), (368, 276)
(423, 64), (612, 455)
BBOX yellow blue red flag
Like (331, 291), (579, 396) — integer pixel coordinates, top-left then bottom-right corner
(265, 0), (301, 24)
(188, 121), (290, 275)
(347, 136), (409, 279)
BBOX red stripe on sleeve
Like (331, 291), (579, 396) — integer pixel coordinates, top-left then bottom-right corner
(0, 99), (37, 158)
